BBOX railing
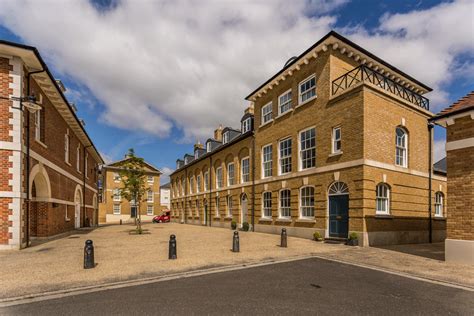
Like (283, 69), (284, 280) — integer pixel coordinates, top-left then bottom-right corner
(332, 65), (429, 111)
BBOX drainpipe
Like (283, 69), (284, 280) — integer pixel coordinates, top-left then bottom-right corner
(25, 69), (45, 248)
(428, 123), (434, 243)
(251, 132), (256, 232)
(184, 168), (187, 224)
(209, 155), (212, 227)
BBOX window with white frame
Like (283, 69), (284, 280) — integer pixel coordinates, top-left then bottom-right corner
(300, 187), (315, 218)
(223, 132), (229, 144)
(332, 126), (342, 154)
(195, 200), (200, 217)
(215, 197), (219, 217)
(242, 118), (251, 133)
(227, 163), (235, 186)
(395, 127), (408, 167)
(216, 167), (223, 188)
(299, 75), (316, 104)
(279, 138), (292, 175)
(147, 205), (154, 215)
(435, 192), (444, 217)
(376, 184), (390, 215)
(241, 157), (250, 183)
(279, 189), (291, 218)
(147, 175), (154, 183)
(76, 145), (81, 172)
(261, 102), (273, 125)
(147, 190), (154, 203)
(113, 204), (121, 215)
(262, 144), (273, 178)
(204, 171), (209, 191)
(262, 192), (272, 218)
(35, 108), (41, 141)
(189, 176), (194, 194)
(227, 195), (233, 217)
(279, 90), (292, 115)
(206, 142), (212, 152)
(113, 172), (120, 182)
(113, 189), (121, 202)
(299, 127), (316, 170)
(197, 174), (201, 193)
(64, 133), (69, 163)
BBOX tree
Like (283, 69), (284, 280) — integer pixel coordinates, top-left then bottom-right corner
(118, 148), (147, 233)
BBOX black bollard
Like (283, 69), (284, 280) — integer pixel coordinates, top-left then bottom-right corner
(281, 228), (287, 248)
(169, 234), (177, 259)
(84, 240), (95, 269)
(232, 231), (240, 253)
(120, 219), (122, 225)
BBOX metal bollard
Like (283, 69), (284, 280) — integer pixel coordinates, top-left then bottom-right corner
(169, 234), (177, 259)
(120, 219), (122, 225)
(232, 231), (240, 253)
(84, 240), (95, 269)
(281, 228), (287, 248)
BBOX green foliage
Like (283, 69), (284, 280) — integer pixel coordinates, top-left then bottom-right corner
(231, 221), (237, 230)
(349, 232), (358, 240)
(313, 231), (323, 240)
(242, 222), (249, 231)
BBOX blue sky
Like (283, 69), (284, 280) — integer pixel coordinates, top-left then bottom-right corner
(0, 0), (472, 183)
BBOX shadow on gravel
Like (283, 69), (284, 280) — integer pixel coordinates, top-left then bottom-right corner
(375, 242), (445, 261)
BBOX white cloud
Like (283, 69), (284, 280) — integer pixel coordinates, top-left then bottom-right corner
(159, 166), (175, 185)
(0, 0), (471, 143)
(433, 139), (446, 163)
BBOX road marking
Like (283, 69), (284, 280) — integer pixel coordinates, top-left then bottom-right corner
(0, 254), (472, 307)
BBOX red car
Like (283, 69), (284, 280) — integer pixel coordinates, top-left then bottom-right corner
(153, 211), (171, 223)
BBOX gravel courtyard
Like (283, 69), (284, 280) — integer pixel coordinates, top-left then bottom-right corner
(0, 223), (472, 300)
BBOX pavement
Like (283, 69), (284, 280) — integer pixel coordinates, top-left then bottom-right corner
(2, 257), (473, 315)
(0, 223), (473, 303)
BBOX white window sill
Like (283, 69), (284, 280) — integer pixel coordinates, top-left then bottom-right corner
(35, 139), (48, 149)
(276, 108), (293, 120)
(299, 166), (316, 172)
(395, 164), (408, 169)
(296, 96), (317, 108)
(65, 161), (72, 166)
(259, 217), (272, 222)
(278, 171), (291, 176)
(276, 217), (291, 222)
(297, 218), (315, 223)
(259, 119), (274, 128)
(329, 151), (343, 157)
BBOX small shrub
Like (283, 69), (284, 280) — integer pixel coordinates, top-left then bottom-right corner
(313, 231), (323, 241)
(349, 232), (358, 240)
(231, 221), (237, 230)
(242, 222), (249, 231)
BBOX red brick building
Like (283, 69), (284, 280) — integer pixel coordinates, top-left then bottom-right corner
(432, 92), (474, 264)
(0, 40), (103, 250)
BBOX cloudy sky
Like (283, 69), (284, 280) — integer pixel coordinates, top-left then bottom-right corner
(0, 0), (472, 183)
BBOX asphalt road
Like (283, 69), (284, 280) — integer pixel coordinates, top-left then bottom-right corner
(2, 258), (473, 315)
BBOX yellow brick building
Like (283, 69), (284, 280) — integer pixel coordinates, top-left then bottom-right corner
(99, 158), (162, 224)
(170, 31), (447, 246)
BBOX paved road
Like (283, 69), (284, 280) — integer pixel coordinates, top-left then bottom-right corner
(2, 258), (473, 315)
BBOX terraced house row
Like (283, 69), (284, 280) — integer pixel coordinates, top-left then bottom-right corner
(170, 31), (447, 246)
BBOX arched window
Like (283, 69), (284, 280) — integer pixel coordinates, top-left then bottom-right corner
(395, 127), (408, 167)
(435, 192), (444, 217)
(376, 183), (390, 215)
(328, 181), (349, 195)
(262, 192), (272, 218)
(300, 186), (315, 218)
(279, 189), (291, 218)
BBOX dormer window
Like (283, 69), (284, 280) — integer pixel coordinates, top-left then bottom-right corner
(223, 132), (229, 144)
(194, 151), (199, 159)
(207, 142), (212, 152)
(242, 118), (251, 133)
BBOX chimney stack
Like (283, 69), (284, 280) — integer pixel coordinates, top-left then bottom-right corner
(194, 141), (204, 152)
(214, 124), (223, 141)
(244, 102), (254, 115)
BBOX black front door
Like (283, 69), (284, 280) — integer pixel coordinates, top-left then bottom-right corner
(329, 195), (349, 238)
(131, 206), (137, 218)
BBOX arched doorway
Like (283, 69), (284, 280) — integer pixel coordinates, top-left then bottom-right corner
(328, 182), (349, 238)
(240, 193), (248, 227)
(29, 164), (51, 237)
(74, 186), (82, 229)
